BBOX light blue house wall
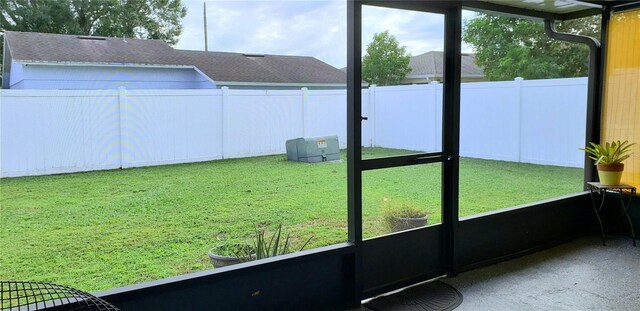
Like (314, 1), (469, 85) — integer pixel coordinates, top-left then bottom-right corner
(9, 63), (216, 90)
(9, 60), (25, 88)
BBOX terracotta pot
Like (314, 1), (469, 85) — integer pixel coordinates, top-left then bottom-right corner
(597, 163), (624, 186)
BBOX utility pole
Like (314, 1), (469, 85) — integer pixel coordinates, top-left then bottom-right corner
(204, 2), (209, 51)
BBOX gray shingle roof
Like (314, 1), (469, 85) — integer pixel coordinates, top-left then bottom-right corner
(408, 51), (484, 78)
(5, 31), (179, 65)
(4, 31), (346, 84)
(174, 50), (346, 84)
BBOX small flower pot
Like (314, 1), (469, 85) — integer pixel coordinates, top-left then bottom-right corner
(389, 215), (428, 232)
(597, 163), (624, 186)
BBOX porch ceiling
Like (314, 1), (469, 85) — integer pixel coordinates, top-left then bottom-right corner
(464, 0), (623, 20)
(480, 0), (603, 15)
(367, 1), (613, 21)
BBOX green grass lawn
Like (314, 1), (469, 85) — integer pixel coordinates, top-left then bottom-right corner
(0, 148), (583, 292)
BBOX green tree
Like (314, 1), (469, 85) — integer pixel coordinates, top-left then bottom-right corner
(463, 14), (600, 81)
(362, 30), (412, 86)
(0, 0), (187, 78)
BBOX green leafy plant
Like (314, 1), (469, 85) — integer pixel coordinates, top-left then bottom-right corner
(380, 198), (425, 229)
(580, 140), (636, 165)
(237, 224), (313, 261)
(211, 243), (254, 257)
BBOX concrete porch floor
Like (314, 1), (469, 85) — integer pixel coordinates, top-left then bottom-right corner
(360, 236), (640, 310)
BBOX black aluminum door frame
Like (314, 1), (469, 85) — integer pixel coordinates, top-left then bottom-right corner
(347, 0), (462, 301)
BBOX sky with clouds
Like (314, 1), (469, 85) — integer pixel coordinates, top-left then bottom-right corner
(176, 1), (477, 69)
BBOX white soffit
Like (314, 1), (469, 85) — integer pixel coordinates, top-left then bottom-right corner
(479, 0), (602, 15)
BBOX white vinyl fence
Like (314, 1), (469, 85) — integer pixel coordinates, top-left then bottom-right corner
(460, 77), (587, 167)
(0, 77), (587, 177)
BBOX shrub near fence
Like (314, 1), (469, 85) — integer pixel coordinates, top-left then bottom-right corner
(0, 77), (587, 177)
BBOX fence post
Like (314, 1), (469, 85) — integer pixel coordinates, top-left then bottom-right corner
(301, 87), (308, 137)
(118, 86), (126, 169)
(368, 84), (376, 147)
(431, 81), (440, 151)
(221, 86), (229, 159)
(514, 77), (524, 162)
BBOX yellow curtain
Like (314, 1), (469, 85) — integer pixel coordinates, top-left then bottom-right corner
(602, 9), (640, 188)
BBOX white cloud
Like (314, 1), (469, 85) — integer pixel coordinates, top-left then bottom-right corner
(362, 5), (445, 57)
(177, 1), (477, 68)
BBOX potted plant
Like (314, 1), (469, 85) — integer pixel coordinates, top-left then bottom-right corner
(380, 197), (428, 232)
(580, 140), (636, 186)
(208, 224), (312, 268)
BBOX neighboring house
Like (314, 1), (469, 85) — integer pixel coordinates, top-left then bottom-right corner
(1, 31), (348, 90)
(2, 31), (213, 90)
(403, 51), (485, 84)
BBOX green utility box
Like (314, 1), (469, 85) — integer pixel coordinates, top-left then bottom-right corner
(286, 135), (340, 163)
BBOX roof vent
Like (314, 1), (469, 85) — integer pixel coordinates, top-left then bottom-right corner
(243, 53), (265, 57)
(77, 36), (106, 41)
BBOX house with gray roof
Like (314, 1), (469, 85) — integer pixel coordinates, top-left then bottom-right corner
(2, 31), (348, 90)
(403, 51), (485, 84)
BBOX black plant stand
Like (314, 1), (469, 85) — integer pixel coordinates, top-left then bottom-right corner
(586, 182), (636, 246)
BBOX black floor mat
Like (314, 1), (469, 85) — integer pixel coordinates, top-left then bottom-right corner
(364, 280), (463, 311)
